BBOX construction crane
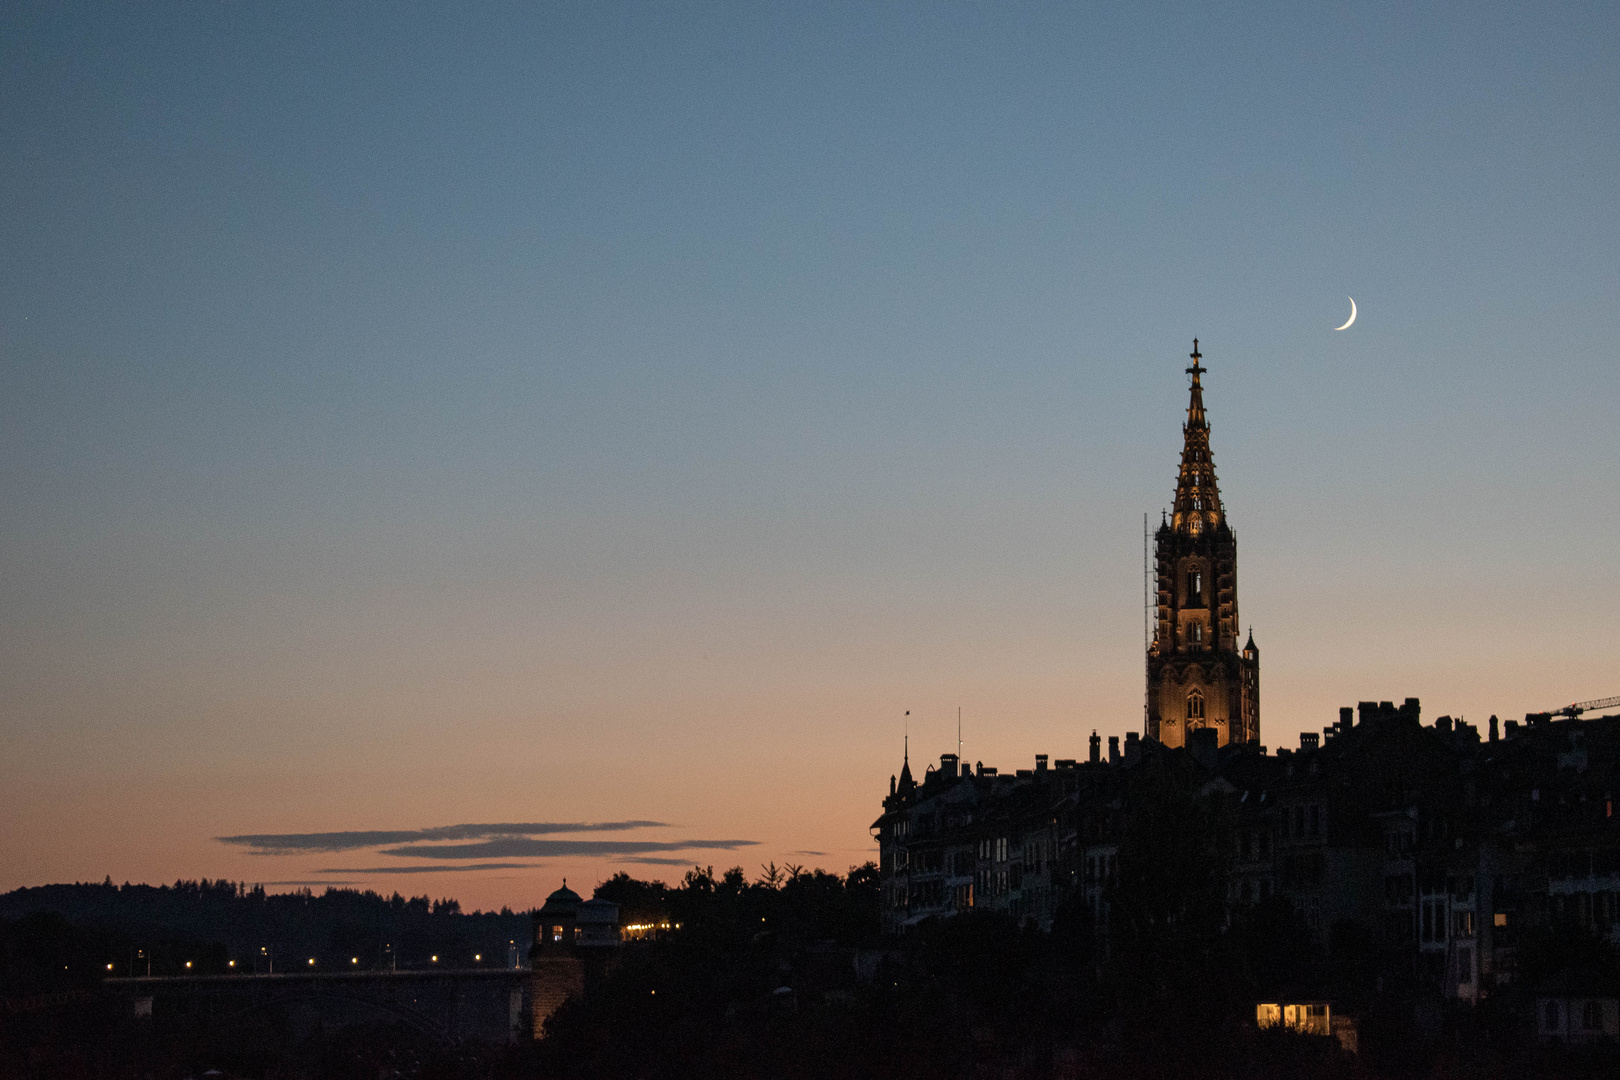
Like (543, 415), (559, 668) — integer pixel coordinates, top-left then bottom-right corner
(1541, 695), (1620, 720)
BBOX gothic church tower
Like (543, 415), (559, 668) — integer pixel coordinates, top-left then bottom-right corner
(1146, 341), (1260, 749)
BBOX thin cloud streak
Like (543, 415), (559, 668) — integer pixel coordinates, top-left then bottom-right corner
(379, 838), (758, 860)
(217, 821), (667, 854)
(314, 863), (539, 875)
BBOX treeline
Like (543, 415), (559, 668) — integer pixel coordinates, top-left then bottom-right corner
(595, 862), (882, 944)
(0, 877), (527, 985)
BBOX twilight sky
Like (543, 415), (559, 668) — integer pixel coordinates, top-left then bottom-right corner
(2, 2), (1616, 911)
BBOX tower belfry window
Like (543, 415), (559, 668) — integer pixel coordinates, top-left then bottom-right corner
(1189, 570), (1202, 599)
(1191, 622), (1203, 644)
(1187, 689), (1205, 720)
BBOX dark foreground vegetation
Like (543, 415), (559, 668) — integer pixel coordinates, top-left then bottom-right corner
(3, 866), (1617, 1079)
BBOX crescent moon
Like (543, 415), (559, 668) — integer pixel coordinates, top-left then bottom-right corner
(1334, 296), (1357, 331)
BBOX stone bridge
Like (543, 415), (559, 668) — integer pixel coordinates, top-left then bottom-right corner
(105, 968), (528, 1046)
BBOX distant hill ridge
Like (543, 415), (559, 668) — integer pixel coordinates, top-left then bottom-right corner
(0, 878), (531, 976)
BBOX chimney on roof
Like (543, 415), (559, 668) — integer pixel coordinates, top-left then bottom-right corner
(1358, 701), (1377, 726)
(1108, 736), (1121, 764)
(1301, 732), (1320, 751)
(941, 753), (959, 778)
(1125, 731), (1141, 760)
(1489, 715), (1499, 743)
(1340, 706), (1354, 730)
(1436, 716), (1453, 733)
(1035, 754), (1048, 773)
(1089, 731), (1101, 764)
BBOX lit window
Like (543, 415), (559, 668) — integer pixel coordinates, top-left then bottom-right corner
(1191, 622), (1202, 644)
(1186, 689), (1204, 719)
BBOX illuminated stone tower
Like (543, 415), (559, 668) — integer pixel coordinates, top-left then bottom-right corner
(1146, 340), (1260, 749)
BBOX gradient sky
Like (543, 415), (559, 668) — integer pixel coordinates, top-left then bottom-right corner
(2, 2), (1616, 912)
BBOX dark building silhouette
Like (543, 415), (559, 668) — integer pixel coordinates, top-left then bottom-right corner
(877, 699), (1620, 1004)
(1148, 340), (1259, 749)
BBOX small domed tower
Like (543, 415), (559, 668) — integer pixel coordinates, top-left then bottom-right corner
(533, 882), (582, 955)
(527, 883), (622, 1039)
(529, 882), (583, 1038)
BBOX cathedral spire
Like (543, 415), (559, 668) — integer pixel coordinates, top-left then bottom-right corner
(1171, 338), (1224, 536)
(1147, 339), (1259, 750)
(1185, 338), (1207, 428)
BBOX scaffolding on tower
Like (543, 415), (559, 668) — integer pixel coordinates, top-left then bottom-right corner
(1144, 512), (1152, 733)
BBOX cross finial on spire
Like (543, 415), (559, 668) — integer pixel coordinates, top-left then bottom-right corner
(1186, 338), (1205, 383)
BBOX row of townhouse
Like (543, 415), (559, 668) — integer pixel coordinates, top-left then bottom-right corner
(873, 697), (1620, 1003)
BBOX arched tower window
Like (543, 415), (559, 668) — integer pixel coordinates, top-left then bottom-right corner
(1190, 621), (1202, 645)
(1187, 689), (1205, 720)
(1188, 569), (1202, 602)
